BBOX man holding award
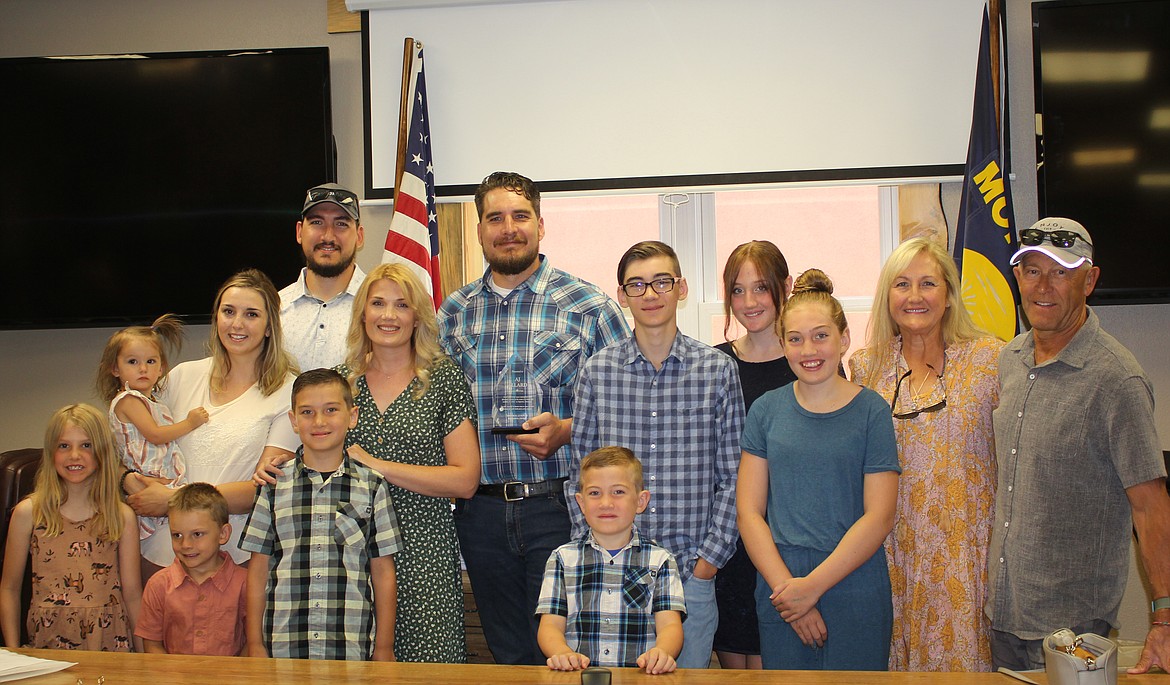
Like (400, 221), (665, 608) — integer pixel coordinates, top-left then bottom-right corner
(438, 171), (629, 665)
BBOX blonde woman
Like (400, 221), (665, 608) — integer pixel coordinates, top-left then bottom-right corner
(340, 263), (480, 662)
(848, 238), (1003, 671)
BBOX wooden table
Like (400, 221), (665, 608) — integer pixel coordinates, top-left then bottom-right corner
(9, 649), (1166, 684)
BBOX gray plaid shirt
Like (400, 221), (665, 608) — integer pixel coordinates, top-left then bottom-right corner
(240, 452), (402, 659)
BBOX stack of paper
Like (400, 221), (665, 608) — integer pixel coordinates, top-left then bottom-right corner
(0, 650), (75, 682)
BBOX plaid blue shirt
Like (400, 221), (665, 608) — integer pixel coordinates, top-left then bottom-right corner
(569, 332), (744, 579)
(239, 451), (402, 660)
(438, 255), (629, 484)
(536, 527), (686, 668)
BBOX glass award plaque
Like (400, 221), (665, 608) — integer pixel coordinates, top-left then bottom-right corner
(491, 353), (541, 435)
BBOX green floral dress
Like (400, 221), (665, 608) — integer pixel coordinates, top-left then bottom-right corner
(339, 358), (476, 663)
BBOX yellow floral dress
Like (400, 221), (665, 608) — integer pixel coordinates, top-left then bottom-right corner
(849, 336), (1003, 672)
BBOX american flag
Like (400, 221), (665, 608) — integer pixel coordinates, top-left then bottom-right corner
(382, 42), (442, 309)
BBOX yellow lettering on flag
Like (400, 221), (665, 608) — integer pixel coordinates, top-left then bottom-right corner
(961, 248), (1016, 342)
(972, 161), (1010, 228)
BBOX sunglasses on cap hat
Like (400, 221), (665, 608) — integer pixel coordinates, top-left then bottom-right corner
(305, 186), (358, 206)
(1018, 228), (1084, 249)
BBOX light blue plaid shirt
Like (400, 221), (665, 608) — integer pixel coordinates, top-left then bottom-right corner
(438, 255), (629, 484)
(536, 527), (686, 668)
(569, 332), (744, 579)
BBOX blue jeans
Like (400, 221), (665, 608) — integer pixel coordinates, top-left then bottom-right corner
(757, 545), (891, 670)
(455, 490), (571, 665)
(677, 574), (718, 669)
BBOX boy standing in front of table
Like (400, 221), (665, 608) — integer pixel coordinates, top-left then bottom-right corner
(241, 368), (402, 660)
(537, 446), (685, 674)
(569, 241), (744, 668)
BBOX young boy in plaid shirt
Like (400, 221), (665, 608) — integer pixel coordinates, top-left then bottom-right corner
(536, 446), (685, 674)
(241, 368), (402, 660)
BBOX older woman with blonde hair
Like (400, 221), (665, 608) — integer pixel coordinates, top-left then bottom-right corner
(848, 237), (1004, 672)
(339, 263), (480, 663)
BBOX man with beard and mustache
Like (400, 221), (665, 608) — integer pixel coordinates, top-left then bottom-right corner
(279, 183), (367, 371)
(438, 171), (629, 665)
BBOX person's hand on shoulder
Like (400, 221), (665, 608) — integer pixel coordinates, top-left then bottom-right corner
(546, 650), (590, 671)
(252, 451), (295, 485)
(637, 647), (677, 674)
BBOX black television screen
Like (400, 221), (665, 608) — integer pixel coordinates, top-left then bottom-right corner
(1033, 0), (1170, 304)
(0, 47), (334, 328)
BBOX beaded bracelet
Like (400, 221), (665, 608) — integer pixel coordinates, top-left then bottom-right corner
(1153, 621), (1170, 627)
(119, 468), (141, 497)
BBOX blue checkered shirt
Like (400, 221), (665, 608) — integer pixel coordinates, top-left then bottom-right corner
(438, 255), (629, 483)
(536, 527), (686, 668)
(239, 451), (402, 660)
(569, 332), (744, 579)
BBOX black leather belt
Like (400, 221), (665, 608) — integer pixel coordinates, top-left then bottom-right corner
(476, 478), (567, 502)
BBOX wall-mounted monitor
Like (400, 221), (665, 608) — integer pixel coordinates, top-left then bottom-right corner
(1034, 0), (1170, 304)
(0, 47), (334, 329)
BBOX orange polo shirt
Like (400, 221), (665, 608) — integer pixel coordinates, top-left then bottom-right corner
(135, 552), (247, 656)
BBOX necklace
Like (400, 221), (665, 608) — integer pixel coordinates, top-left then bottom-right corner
(911, 367), (934, 398)
(368, 362), (406, 379)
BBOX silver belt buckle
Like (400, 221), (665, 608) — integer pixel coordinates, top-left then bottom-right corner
(504, 481), (527, 502)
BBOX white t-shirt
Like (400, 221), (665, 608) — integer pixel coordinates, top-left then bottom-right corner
(140, 357), (300, 565)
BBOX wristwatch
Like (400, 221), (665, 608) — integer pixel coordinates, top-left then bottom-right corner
(1152, 597), (1170, 612)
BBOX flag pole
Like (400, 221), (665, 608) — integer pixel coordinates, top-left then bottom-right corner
(392, 37), (415, 208)
(989, 0), (1002, 129)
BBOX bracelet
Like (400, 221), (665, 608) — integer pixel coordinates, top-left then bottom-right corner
(119, 468), (140, 497)
(1153, 621), (1170, 627)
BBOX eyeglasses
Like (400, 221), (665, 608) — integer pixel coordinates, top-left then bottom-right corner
(620, 277), (681, 297)
(305, 187), (359, 206)
(1019, 228), (1083, 249)
(890, 363), (947, 420)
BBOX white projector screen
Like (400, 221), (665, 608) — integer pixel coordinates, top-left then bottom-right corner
(360, 0), (988, 196)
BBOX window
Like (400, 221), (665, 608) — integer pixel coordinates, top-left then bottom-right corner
(459, 183), (898, 360)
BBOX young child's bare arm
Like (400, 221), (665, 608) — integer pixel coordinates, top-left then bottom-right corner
(245, 552), (270, 658)
(142, 638), (166, 654)
(0, 501), (32, 647)
(370, 554), (397, 662)
(115, 394), (208, 446)
(116, 504), (144, 652)
(537, 613), (590, 671)
(636, 609), (682, 674)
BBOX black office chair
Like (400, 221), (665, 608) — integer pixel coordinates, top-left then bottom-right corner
(0, 448), (42, 646)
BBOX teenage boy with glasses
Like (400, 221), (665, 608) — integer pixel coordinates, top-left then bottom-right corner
(568, 240), (745, 669)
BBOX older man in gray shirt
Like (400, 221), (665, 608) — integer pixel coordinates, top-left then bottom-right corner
(987, 217), (1170, 673)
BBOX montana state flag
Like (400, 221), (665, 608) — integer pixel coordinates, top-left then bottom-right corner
(954, 6), (1019, 342)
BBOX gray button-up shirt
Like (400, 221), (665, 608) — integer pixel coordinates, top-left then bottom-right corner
(988, 308), (1165, 638)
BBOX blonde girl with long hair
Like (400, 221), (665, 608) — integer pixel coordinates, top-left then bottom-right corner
(1, 404), (143, 651)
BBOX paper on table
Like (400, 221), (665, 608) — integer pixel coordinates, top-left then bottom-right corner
(0, 649), (76, 682)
